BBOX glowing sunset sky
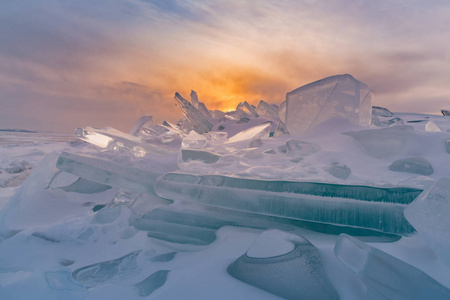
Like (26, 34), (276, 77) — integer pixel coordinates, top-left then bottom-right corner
(1, 0), (449, 132)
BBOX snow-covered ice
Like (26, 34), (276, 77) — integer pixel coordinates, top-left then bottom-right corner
(1, 75), (450, 299)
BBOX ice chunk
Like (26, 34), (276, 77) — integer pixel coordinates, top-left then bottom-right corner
(446, 138), (450, 153)
(256, 100), (279, 119)
(278, 101), (286, 123)
(135, 270), (169, 297)
(404, 178), (450, 267)
(190, 90), (199, 109)
(335, 234), (450, 300)
(72, 251), (140, 287)
(441, 109), (450, 116)
(324, 163), (351, 180)
(286, 139), (321, 156)
(372, 115), (404, 127)
(56, 152), (171, 194)
(75, 126), (172, 156)
(226, 122), (271, 144)
(425, 121), (442, 132)
(129, 116), (153, 136)
(181, 131), (207, 149)
(372, 106), (393, 117)
(198, 102), (212, 119)
(285, 74), (372, 135)
(237, 101), (259, 118)
(174, 92), (213, 134)
(228, 230), (338, 300)
(344, 125), (414, 158)
(155, 173), (422, 235)
(274, 121), (289, 137)
(389, 157), (433, 175)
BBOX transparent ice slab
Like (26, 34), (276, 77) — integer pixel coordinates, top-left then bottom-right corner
(228, 230), (338, 300)
(425, 121), (442, 132)
(344, 125), (415, 158)
(226, 122), (271, 144)
(75, 126), (172, 157)
(174, 92), (213, 134)
(446, 138), (450, 153)
(389, 157), (433, 176)
(155, 173), (422, 235)
(56, 152), (172, 194)
(129, 116), (153, 136)
(372, 106), (393, 117)
(404, 178), (450, 267)
(285, 74), (372, 135)
(335, 234), (450, 300)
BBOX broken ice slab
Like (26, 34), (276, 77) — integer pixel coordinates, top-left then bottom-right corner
(389, 157), (433, 176)
(285, 74), (372, 135)
(56, 152), (171, 194)
(441, 109), (450, 116)
(129, 116), (153, 136)
(190, 90), (199, 109)
(344, 125), (415, 158)
(446, 138), (450, 153)
(372, 106), (393, 117)
(155, 173), (422, 235)
(75, 126), (173, 156)
(324, 163), (351, 180)
(174, 92), (213, 134)
(335, 234), (450, 300)
(256, 100), (279, 119)
(226, 122), (271, 144)
(198, 102), (212, 119)
(228, 230), (338, 300)
(135, 270), (169, 297)
(425, 121), (442, 132)
(181, 131), (207, 149)
(237, 101), (259, 118)
(286, 139), (321, 156)
(72, 251), (141, 287)
(372, 115), (404, 127)
(404, 178), (450, 267)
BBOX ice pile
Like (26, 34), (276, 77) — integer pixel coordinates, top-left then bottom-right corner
(1, 74), (450, 299)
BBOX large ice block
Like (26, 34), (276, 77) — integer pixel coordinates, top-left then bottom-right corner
(335, 234), (450, 300)
(343, 126), (414, 158)
(56, 152), (174, 194)
(256, 100), (279, 119)
(174, 92), (213, 134)
(155, 173), (422, 235)
(228, 230), (338, 300)
(285, 74), (372, 135)
(404, 178), (450, 267)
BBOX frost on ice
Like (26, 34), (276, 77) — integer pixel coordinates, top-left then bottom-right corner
(1, 74), (450, 299)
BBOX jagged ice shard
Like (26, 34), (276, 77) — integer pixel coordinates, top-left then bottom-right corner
(335, 234), (450, 300)
(284, 74), (372, 135)
(174, 92), (213, 134)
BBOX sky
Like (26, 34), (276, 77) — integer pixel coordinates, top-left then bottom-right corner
(0, 0), (449, 133)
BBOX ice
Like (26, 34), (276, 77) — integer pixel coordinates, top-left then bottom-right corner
(425, 121), (442, 132)
(285, 139), (321, 156)
(404, 178), (450, 267)
(344, 125), (414, 158)
(181, 149), (222, 164)
(284, 74), (372, 135)
(323, 163), (351, 180)
(198, 102), (212, 119)
(129, 116), (153, 136)
(446, 138), (450, 153)
(190, 90), (199, 109)
(135, 270), (169, 297)
(441, 109), (450, 116)
(72, 251), (141, 287)
(155, 173), (421, 235)
(181, 131), (207, 149)
(335, 234), (450, 300)
(228, 230), (338, 300)
(56, 152), (175, 194)
(389, 157), (433, 175)
(237, 101), (259, 118)
(256, 100), (279, 119)
(174, 92), (213, 134)
(75, 126), (172, 156)
(226, 122), (271, 144)
(372, 106), (393, 117)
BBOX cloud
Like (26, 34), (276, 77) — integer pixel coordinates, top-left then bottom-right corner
(1, 0), (449, 132)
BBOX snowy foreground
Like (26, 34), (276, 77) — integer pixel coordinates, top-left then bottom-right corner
(1, 75), (450, 299)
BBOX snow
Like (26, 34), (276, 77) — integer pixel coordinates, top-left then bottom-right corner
(1, 76), (450, 299)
